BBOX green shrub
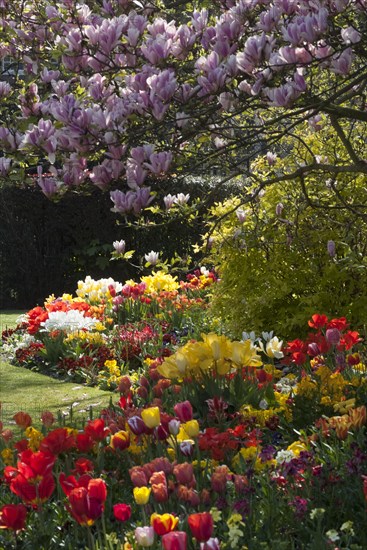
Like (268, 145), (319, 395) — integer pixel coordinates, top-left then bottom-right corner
(206, 124), (367, 338)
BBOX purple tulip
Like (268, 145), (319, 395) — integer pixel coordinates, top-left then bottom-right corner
(127, 416), (147, 436)
(180, 441), (194, 457)
(326, 328), (341, 346)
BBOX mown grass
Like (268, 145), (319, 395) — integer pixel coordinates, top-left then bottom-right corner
(0, 310), (115, 429)
(0, 309), (25, 332)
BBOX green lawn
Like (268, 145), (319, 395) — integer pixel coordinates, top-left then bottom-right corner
(0, 310), (115, 429)
(0, 309), (26, 332)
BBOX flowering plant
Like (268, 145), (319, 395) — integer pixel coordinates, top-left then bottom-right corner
(2, 300), (367, 548)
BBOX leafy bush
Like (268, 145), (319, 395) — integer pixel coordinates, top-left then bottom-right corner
(206, 124), (367, 339)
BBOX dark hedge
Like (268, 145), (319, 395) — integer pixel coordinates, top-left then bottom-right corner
(0, 179), (230, 309)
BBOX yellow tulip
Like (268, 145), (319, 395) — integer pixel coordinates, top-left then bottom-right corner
(230, 340), (262, 367)
(287, 440), (308, 457)
(141, 407), (161, 428)
(133, 486), (151, 505)
(216, 358), (232, 375)
(202, 333), (232, 361)
(157, 358), (182, 379)
(182, 420), (200, 438)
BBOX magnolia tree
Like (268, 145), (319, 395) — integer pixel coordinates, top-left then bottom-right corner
(0, 0), (367, 218)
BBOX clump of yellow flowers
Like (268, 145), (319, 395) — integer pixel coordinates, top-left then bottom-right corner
(157, 333), (262, 379)
(76, 276), (123, 303)
(140, 271), (180, 294)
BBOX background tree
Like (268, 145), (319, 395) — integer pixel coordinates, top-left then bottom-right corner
(0, 0), (366, 213)
(203, 120), (367, 337)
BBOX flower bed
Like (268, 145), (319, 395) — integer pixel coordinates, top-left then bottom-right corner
(2, 269), (216, 389)
(1, 279), (367, 548)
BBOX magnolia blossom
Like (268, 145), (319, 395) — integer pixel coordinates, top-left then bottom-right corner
(163, 194), (175, 209)
(327, 240), (336, 257)
(113, 240), (126, 254)
(236, 208), (246, 223)
(37, 177), (62, 199)
(40, 310), (98, 332)
(266, 151), (277, 165)
(0, 0), (364, 214)
(144, 251), (159, 265)
(174, 193), (190, 206)
(0, 81), (11, 98)
(0, 157), (11, 176)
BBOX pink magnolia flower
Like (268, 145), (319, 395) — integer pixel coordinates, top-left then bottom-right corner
(331, 48), (353, 75)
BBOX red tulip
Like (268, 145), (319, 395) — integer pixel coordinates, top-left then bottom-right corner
(4, 450), (56, 507)
(40, 427), (76, 455)
(150, 471), (168, 503)
(308, 314), (328, 329)
(188, 513), (213, 542)
(84, 419), (108, 441)
(11, 473), (55, 506)
(0, 504), (27, 531)
(151, 513), (178, 536)
(14, 439), (29, 453)
(59, 472), (92, 496)
(129, 466), (149, 487)
(60, 473), (107, 526)
(113, 503), (132, 522)
(19, 449), (56, 477)
(173, 463), (195, 485)
(13, 411), (32, 429)
(73, 457), (94, 475)
(162, 531), (187, 550)
(174, 401), (193, 423)
(76, 433), (95, 453)
(40, 410), (55, 427)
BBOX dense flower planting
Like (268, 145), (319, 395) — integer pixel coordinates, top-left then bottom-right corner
(2, 269), (216, 388)
(1, 279), (367, 549)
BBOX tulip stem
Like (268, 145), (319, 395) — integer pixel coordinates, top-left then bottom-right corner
(87, 525), (96, 550)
